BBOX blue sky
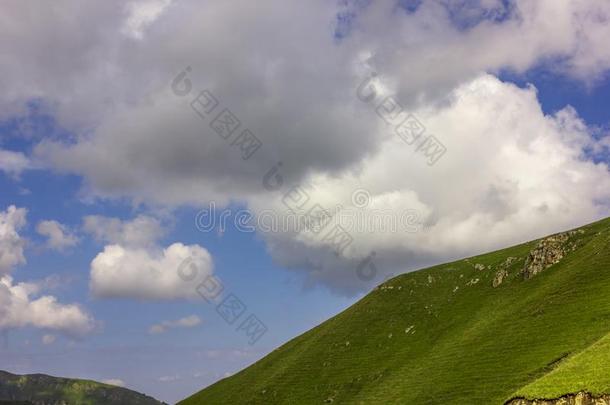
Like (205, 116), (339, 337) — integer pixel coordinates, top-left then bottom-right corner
(2, 1), (610, 403)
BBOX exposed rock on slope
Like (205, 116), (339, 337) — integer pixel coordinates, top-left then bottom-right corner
(521, 230), (586, 279)
(492, 256), (518, 287)
(493, 268), (508, 287)
(507, 392), (610, 404)
(522, 233), (569, 279)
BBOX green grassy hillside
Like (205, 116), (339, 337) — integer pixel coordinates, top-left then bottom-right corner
(512, 330), (610, 401)
(181, 217), (610, 404)
(0, 370), (166, 405)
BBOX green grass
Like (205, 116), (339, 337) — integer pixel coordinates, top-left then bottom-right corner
(513, 331), (610, 400)
(180, 217), (610, 405)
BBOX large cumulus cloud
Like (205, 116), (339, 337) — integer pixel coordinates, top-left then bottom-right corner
(0, 0), (609, 293)
(84, 215), (215, 300)
(90, 242), (214, 300)
(247, 74), (610, 292)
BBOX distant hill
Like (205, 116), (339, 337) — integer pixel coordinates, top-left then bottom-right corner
(0, 401), (33, 405)
(0, 370), (166, 405)
(180, 217), (610, 404)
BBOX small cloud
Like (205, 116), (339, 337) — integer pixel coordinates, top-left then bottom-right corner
(0, 149), (32, 178)
(149, 315), (202, 334)
(122, 0), (173, 40)
(149, 324), (166, 334)
(102, 379), (126, 387)
(36, 220), (79, 252)
(41, 334), (56, 345)
(82, 215), (165, 249)
(0, 205), (27, 274)
(158, 374), (180, 383)
(201, 348), (257, 360)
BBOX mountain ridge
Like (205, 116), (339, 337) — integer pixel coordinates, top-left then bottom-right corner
(0, 370), (166, 405)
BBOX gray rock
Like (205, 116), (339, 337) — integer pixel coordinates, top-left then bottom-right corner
(492, 269), (508, 288)
(505, 392), (610, 404)
(522, 233), (569, 279)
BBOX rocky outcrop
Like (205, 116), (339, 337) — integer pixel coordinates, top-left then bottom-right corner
(466, 278), (480, 286)
(522, 233), (570, 279)
(506, 392), (610, 404)
(492, 269), (508, 287)
(492, 256), (520, 287)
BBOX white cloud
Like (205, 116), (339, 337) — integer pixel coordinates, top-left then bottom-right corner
(102, 378), (126, 387)
(247, 74), (610, 292)
(42, 334), (56, 345)
(0, 205), (27, 274)
(0, 207), (96, 336)
(149, 314), (201, 334)
(201, 349), (256, 360)
(36, 220), (79, 252)
(158, 374), (180, 382)
(83, 215), (165, 248)
(29, 0), (610, 204)
(85, 214), (214, 301)
(0, 0), (609, 294)
(0, 275), (95, 337)
(122, 0), (173, 39)
(0, 149), (31, 177)
(90, 243), (213, 300)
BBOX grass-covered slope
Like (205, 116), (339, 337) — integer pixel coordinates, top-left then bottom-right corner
(181, 217), (610, 405)
(0, 370), (166, 405)
(511, 331), (610, 401)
